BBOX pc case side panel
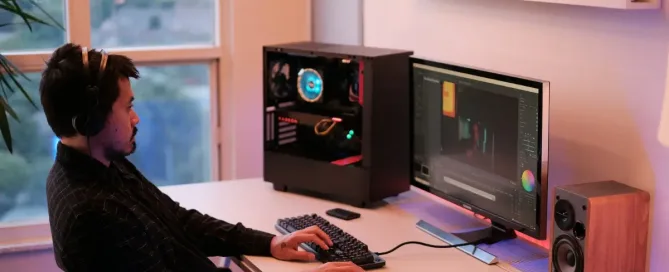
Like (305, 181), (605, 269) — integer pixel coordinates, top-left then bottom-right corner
(361, 59), (374, 171)
(265, 152), (370, 206)
(263, 48), (271, 180)
(367, 53), (413, 202)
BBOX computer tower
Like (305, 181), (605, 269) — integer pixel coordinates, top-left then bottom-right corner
(263, 42), (413, 207)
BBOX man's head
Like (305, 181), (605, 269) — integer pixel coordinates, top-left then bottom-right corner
(40, 43), (140, 162)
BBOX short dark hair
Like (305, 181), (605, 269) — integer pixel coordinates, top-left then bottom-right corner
(40, 43), (140, 138)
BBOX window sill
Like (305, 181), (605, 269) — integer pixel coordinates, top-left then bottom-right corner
(0, 239), (53, 255)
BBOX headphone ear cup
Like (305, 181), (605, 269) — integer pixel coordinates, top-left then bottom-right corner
(85, 109), (106, 136)
(78, 86), (104, 136)
(73, 114), (90, 136)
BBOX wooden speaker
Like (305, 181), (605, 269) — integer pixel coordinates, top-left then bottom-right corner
(550, 180), (650, 272)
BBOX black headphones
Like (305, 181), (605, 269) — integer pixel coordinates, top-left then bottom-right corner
(71, 46), (108, 136)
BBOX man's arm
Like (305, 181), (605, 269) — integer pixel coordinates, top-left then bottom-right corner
(59, 209), (168, 272)
(121, 158), (276, 257)
(168, 203), (276, 257)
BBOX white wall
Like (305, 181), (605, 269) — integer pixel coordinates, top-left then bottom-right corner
(0, 250), (59, 272)
(311, 0), (362, 45)
(358, 0), (669, 271)
(219, 0), (311, 179)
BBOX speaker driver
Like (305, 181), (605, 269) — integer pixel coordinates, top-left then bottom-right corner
(554, 199), (576, 231)
(552, 235), (584, 272)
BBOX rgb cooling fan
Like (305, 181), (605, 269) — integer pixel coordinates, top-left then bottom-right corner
(268, 61), (292, 99)
(297, 68), (324, 102)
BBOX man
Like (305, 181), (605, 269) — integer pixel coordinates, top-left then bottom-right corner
(41, 43), (363, 272)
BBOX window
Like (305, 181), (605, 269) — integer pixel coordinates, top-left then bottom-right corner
(128, 64), (212, 187)
(0, 0), (67, 52)
(0, 64), (213, 223)
(90, 0), (216, 48)
(0, 0), (222, 227)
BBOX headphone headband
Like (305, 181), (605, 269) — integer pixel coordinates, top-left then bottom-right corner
(81, 46), (108, 78)
(81, 46), (89, 69)
(73, 45), (108, 136)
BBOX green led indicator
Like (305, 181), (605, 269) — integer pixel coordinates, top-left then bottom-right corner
(346, 130), (354, 140)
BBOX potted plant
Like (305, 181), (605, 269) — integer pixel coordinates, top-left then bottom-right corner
(0, 0), (63, 219)
(0, 0), (63, 154)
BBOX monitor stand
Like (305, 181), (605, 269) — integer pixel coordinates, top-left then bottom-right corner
(416, 220), (517, 265)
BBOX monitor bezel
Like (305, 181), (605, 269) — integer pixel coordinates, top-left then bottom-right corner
(409, 56), (549, 240)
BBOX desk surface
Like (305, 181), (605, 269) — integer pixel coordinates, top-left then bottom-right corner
(160, 179), (517, 272)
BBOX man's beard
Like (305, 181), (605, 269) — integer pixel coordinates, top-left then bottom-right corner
(104, 127), (138, 160)
(129, 127), (138, 154)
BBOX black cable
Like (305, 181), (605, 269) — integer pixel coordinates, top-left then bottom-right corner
(373, 238), (487, 256)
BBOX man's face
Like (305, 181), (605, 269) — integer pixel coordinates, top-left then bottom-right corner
(97, 78), (140, 159)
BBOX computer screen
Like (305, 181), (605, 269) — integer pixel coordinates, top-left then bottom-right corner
(411, 57), (549, 240)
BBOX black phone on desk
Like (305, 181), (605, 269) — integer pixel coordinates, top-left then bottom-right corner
(326, 208), (361, 220)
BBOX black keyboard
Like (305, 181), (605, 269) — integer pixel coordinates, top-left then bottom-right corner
(275, 214), (386, 270)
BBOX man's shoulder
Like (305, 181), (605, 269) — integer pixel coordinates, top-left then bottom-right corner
(46, 170), (127, 240)
(45, 162), (117, 219)
(46, 163), (101, 203)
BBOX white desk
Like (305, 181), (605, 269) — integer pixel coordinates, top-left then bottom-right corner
(160, 179), (521, 272)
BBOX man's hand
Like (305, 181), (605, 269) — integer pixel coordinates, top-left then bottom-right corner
(270, 226), (333, 261)
(304, 262), (364, 272)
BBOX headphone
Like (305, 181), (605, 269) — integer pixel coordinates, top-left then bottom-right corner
(71, 46), (108, 136)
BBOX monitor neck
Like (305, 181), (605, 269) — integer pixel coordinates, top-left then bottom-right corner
(454, 221), (518, 245)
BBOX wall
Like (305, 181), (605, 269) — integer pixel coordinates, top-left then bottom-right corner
(360, 0), (669, 271)
(219, 0), (311, 179)
(311, 0), (362, 45)
(0, 249), (58, 272)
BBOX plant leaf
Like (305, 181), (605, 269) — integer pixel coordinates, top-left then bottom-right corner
(0, 54), (31, 81)
(5, 0), (34, 31)
(4, 71), (36, 109)
(0, 0), (54, 31)
(0, 100), (13, 153)
(27, 0), (64, 30)
(0, 56), (36, 109)
(0, 96), (18, 121)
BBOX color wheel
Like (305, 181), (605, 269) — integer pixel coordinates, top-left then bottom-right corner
(521, 170), (535, 192)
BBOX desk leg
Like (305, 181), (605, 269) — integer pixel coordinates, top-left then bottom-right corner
(223, 257), (232, 268)
(230, 256), (263, 272)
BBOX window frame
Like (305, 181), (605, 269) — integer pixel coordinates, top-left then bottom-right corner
(0, 0), (227, 247)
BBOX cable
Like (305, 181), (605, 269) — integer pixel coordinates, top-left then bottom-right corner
(373, 238), (487, 256)
(314, 118), (337, 136)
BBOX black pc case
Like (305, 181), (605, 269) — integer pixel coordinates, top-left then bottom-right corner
(263, 41), (413, 207)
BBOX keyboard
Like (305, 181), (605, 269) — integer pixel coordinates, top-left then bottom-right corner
(275, 214), (386, 270)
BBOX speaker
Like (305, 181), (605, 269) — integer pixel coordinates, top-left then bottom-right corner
(550, 180), (650, 272)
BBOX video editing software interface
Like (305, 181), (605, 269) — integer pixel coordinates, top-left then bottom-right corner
(412, 61), (541, 231)
(264, 51), (363, 167)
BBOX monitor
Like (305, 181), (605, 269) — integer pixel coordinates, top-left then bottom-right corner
(410, 57), (549, 260)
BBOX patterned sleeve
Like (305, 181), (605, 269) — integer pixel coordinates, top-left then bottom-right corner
(156, 190), (276, 257)
(120, 158), (276, 257)
(59, 205), (168, 272)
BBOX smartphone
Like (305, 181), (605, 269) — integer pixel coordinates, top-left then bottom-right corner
(326, 208), (361, 221)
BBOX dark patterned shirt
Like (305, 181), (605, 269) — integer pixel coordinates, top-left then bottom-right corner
(46, 143), (276, 271)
